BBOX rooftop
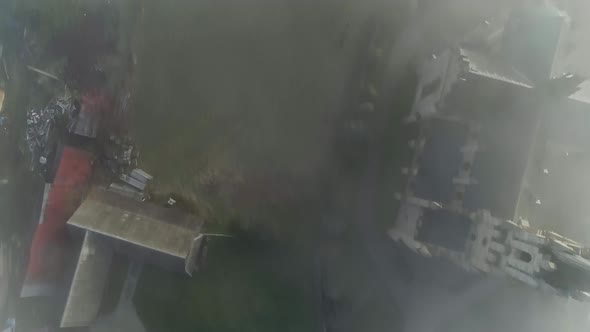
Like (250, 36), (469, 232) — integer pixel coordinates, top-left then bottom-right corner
(460, 48), (533, 88)
(67, 189), (202, 259)
(60, 232), (113, 328)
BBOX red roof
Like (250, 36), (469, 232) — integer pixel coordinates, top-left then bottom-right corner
(21, 146), (93, 297)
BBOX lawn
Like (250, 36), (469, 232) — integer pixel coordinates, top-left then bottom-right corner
(134, 238), (317, 332)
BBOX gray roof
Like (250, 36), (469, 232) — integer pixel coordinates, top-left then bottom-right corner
(569, 80), (590, 104)
(459, 48), (590, 106)
(61, 232), (113, 328)
(460, 48), (533, 88)
(67, 189), (202, 259)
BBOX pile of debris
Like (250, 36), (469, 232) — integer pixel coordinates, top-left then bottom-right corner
(107, 168), (152, 201)
(103, 135), (139, 172)
(100, 130), (152, 201)
(66, 92), (105, 139)
(25, 92), (79, 173)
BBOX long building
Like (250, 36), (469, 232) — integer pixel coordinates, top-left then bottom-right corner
(60, 188), (204, 328)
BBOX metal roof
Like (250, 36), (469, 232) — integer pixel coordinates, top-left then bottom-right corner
(460, 48), (533, 88)
(67, 189), (201, 259)
(60, 232), (113, 328)
(569, 80), (590, 104)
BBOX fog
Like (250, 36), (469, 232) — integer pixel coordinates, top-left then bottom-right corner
(131, 0), (590, 331)
(5, 0), (590, 331)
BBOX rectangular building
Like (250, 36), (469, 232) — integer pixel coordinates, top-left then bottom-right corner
(61, 188), (204, 328)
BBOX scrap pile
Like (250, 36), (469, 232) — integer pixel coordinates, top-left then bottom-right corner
(107, 168), (152, 201)
(100, 90), (156, 202)
(103, 134), (139, 172)
(100, 131), (160, 202)
(25, 92), (79, 173)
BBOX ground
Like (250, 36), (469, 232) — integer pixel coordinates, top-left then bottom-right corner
(127, 1), (411, 331)
(129, 0), (409, 231)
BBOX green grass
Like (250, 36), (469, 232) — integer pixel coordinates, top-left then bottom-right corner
(134, 238), (317, 332)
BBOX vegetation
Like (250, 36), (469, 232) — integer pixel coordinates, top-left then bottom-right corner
(134, 238), (317, 332)
(129, 3), (412, 331)
(129, 0), (393, 238)
(0, 38), (41, 241)
(10, 0), (103, 46)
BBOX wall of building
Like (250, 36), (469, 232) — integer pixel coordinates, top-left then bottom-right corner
(553, 0), (590, 76)
(108, 237), (186, 275)
(410, 49), (463, 121)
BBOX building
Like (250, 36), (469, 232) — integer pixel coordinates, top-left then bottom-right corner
(60, 188), (204, 328)
(390, 1), (590, 300)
